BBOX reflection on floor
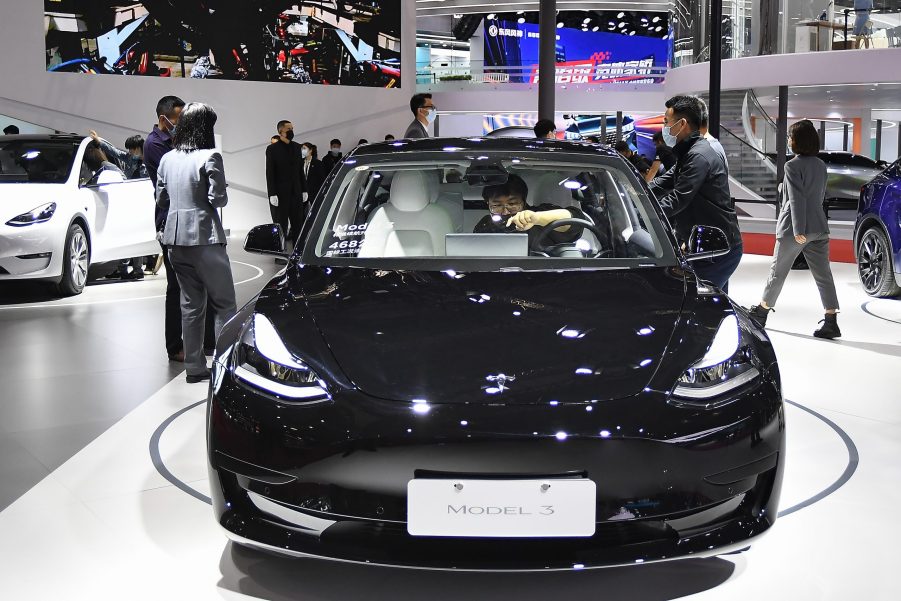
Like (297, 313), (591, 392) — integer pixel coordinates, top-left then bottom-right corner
(0, 255), (899, 600)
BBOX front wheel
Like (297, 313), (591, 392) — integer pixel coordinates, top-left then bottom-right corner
(57, 223), (90, 296)
(857, 227), (900, 298)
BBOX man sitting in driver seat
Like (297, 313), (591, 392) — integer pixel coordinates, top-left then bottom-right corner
(473, 174), (587, 251)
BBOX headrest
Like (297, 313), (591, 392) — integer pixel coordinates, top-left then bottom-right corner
(425, 169), (441, 202)
(534, 173), (578, 208)
(389, 171), (431, 212)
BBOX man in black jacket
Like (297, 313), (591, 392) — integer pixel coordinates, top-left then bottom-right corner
(650, 95), (742, 292)
(266, 120), (305, 245)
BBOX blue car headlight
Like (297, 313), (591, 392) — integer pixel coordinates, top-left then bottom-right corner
(6, 202), (57, 227)
(672, 314), (760, 401)
(232, 314), (330, 402)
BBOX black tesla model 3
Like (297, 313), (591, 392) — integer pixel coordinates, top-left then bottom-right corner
(207, 137), (784, 570)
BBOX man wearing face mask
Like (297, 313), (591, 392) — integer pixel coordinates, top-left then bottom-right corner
(649, 95), (742, 292)
(265, 120), (305, 247)
(404, 93), (435, 139)
(145, 95), (188, 362)
(322, 138), (343, 174)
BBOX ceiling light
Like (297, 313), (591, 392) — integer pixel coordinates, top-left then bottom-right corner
(629, 30), (636, 36)
(655, 26), (662, 31)
(592, 26), (599, 31)
(617, 12), (625, 18)
(618, 22), (626, 28)
(487, 13), (496, 20)
(583, 17), (591, 23)
(653, 16), (661, 23)
(518, 17), (526, 24)
(557, 22), (564, 28)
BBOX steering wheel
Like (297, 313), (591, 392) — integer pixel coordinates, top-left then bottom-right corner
(531, 217), (611, 258)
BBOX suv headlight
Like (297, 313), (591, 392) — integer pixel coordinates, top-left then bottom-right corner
(6, 202), (57, 227)
(233, 314), (329, 402)
(672, 314), (759, 401)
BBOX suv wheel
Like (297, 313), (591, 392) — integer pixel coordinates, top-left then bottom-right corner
(57, 223), (90, 296)
(857, 227), (900, 298)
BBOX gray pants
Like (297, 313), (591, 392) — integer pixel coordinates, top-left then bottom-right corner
(168, 244), (237, 376)
(762, 233), (839, 310)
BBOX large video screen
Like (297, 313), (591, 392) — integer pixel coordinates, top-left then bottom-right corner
(485, 19), (668, 85)
(44, 1), (401, 88)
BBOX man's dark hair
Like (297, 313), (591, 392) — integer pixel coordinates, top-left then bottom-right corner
(410, 93), (432, 116)
(697, 97), (710, 129)
(358, 138), (368, 145)
(385, 134), (395, 141)
(172, 102), (217, 151)
(652, 131), (665, 144)
(533, 119), (556, 139)
(330, 138), (341, 147)
(664, 95), (704, 130)
(83, 140), (108, 172)
(789, 119), (821, 156)
(3, 125), (19, 135)
(125, 135), (144, 151)
(614, 140), (631, 153)
(482, 174), (529, 204)
(155, 95), (185, 118)
(276, 120), (291, 132)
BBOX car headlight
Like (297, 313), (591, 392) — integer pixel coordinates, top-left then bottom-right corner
(672, 314), (760, 401)
(6, 202), (57, 227)
(233, 313), (330, 402)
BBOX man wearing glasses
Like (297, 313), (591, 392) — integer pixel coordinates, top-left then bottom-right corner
(404, 93), (436, 139)
(649, 95), (742, 292)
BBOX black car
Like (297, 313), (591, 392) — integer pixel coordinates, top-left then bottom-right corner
(207, 138), (784, 570)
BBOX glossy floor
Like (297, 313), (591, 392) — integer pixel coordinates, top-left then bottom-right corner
(0, 253), (899, 600)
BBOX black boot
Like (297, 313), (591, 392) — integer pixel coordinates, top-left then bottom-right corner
(813, 313), (841, 339)
(748, 305), (773, 328)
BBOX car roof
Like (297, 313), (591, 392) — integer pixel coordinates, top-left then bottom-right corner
(0, 134), (85, 143)
(350, 136), (619, 159)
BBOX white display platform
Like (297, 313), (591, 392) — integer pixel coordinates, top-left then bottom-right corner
(1, 256), (899, 600)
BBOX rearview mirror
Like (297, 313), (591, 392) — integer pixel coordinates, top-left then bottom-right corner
(244, 224), (288, 256)
(685, 225), (730, 261)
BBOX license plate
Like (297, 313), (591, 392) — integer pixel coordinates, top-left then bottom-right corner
(407, 478), (596, 538)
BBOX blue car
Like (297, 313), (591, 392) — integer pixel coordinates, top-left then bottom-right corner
(855, 159), (901, 297)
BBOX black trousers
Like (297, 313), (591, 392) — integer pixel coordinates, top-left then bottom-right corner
(160, 242), (216, 356)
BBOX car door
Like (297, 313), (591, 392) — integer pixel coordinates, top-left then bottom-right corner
(78, 159), (157, 262)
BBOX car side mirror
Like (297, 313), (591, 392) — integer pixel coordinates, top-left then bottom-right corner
(685, 225), (730, 261)
(245, 224), (288, 256)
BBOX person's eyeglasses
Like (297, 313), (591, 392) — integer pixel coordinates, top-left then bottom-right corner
(488, 202), (524, 214)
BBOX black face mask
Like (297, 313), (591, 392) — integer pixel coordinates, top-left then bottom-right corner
(284, 130), (295, 141)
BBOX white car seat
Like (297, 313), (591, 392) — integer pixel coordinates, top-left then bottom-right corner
(425, 169), (464, 233)
(358, 171), (454, 257)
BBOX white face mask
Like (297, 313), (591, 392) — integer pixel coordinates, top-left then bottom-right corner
(662, 118), (684, 147)
(301, 147), (309, 159)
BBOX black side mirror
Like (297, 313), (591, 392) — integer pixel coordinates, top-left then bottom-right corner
(685, 225), (730, 261)
(244, 224), (288, 256)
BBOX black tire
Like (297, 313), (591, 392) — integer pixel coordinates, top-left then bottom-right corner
(857, 227), (901, 298)
(57, 223), (90, 296)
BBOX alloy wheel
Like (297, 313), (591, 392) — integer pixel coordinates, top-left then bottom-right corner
(70, 229), (88, 289)
(858, 230), (885, 294)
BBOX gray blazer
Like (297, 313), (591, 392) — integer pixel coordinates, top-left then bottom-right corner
(403, 119), (429, 139)
(156, 149), (228, 246)
(776, 156), (829, 238)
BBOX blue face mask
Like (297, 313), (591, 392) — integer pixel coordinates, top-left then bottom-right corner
(662, 119), (683, 147)
(164, 115), (177, 137)
(425, 109), (437, 125)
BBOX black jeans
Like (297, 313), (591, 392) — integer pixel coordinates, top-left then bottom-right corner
(693, 242), (744, 294)
(160, 242), (216, 356)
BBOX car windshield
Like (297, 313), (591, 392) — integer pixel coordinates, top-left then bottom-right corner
(304, 150), (675, 271)
(0, 140), (78, 184)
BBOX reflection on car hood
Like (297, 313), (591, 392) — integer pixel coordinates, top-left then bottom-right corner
(295, 266), (687, 405)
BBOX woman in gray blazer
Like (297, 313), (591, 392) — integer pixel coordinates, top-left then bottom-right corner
(748, 120), (841, 339)
(156, 102), (237, 382)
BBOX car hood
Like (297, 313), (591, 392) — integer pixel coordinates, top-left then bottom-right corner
(294, 266), (687, 405)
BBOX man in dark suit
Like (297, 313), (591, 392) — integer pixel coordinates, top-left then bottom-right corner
(266, 120), (305, 245)
(403, 93), (434, 139)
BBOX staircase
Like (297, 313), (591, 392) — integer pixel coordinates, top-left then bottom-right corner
(705, 90), (779, 204)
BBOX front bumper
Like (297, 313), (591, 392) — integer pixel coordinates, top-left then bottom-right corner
(0, 221), (64, 280)
(207, 366), (784, 570)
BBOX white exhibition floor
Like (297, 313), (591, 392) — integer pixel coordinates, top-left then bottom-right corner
(1, 255), (900, 600)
